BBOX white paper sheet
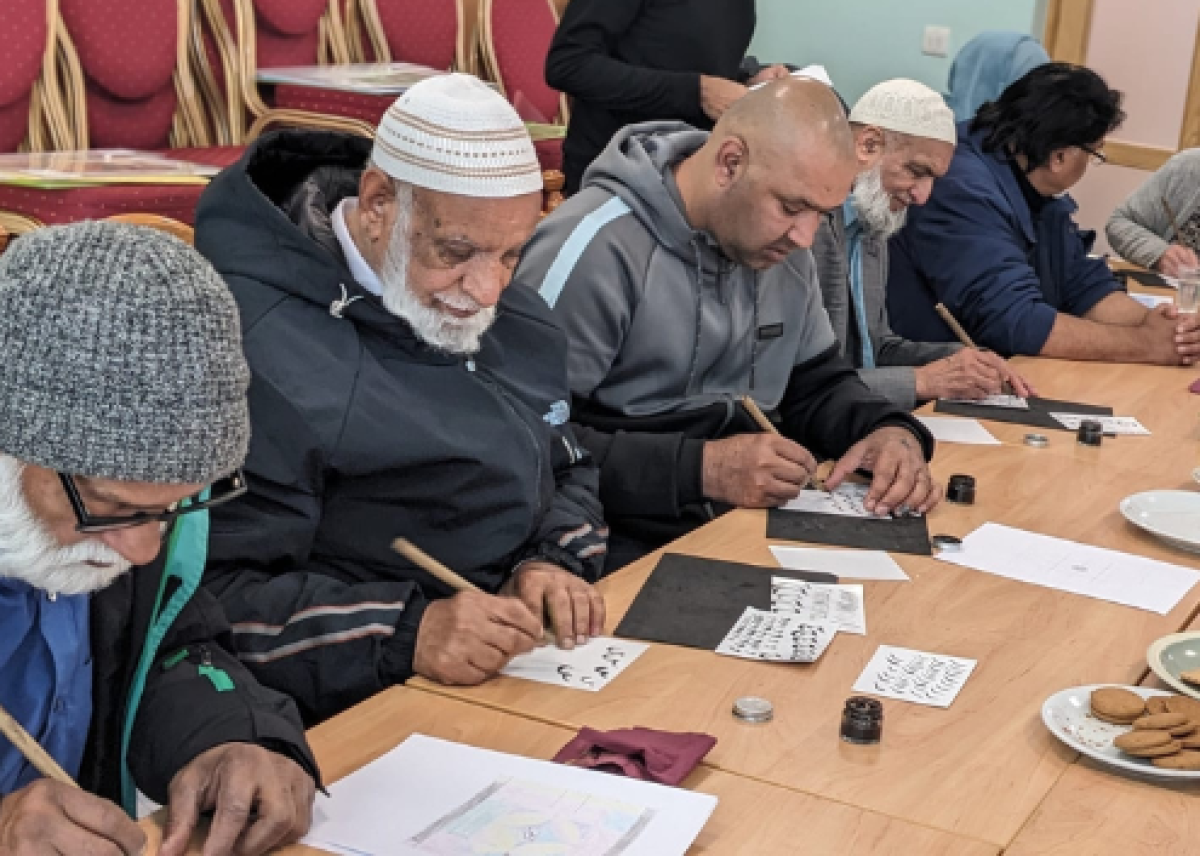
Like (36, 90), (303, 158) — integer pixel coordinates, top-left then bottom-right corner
(916, 416), (1002, 445)
(714, 607), (837, 662)
(1049, 414), (1151, 435)
(302, 734), (717, 856)
(1131, 293), (1174, 310)
(771, 578), (866, 635)
(500, 637), (648, 692)
(941, 394), (1029, 410)
(851, 645), (977, 708)
(782, 482), (877, 518)
(937, 522), (1200, 614)
(770, 546), (911, 581)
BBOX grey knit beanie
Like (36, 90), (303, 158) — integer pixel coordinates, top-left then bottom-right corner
(0, 221), (250, 484)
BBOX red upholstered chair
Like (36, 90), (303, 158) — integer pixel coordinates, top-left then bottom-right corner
(479, 0), (568, 172)
(360, 0), (464, 71)
(0, 0), (69, 153)
(196, 0), (376, 141)
(0, 0), (243, 234)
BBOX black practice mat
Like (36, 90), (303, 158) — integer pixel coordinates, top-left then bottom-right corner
(766, 508), (932, 555)
(933, 395), (1112, 430)
(614, 553), (836, 651)
(1115, 269), (1171, 289)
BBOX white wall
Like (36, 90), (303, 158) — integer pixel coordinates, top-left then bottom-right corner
(750, 0), (1045, 106)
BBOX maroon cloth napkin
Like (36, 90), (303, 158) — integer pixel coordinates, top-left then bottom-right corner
(552, 726), (716, 785)
(1189, 377), (1200, 394)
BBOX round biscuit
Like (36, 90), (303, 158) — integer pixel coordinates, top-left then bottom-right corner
(1122, 739), (1182, 758)
(1114, 729), (1174, 752)
(1090, 687), (1146, 722)
(1146, 696), (1170, 715)
(1091, 708), (1141, 725)
(1168, 721), (1197, 737)
(1164, 696), (1200, 719)
(1151, 749), (1200, 770)
(1133, 712), (1190, 731)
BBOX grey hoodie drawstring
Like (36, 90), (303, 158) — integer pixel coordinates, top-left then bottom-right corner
(329, 283), (363, 318)
(684, 237), (704, 395)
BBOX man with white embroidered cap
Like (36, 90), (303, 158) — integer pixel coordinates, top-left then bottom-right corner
(515, 77), (941, 569)
(195, 73), (608, 725)
(813, 78), (1033, 409)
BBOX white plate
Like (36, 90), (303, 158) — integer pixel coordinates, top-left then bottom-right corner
(1148, 632), (1200, 701)
(1119, 490), (1200, 554)
(1042, 685), (1200, 780)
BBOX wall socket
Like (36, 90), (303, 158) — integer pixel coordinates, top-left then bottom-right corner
(922, 25), (951, 57)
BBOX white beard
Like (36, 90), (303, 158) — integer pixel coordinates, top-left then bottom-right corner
(0, 456), (132, 596)
(852, 166), (909, 239)
(378, 187), (497, 355)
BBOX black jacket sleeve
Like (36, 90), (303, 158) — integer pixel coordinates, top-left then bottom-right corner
(130, 584), (319, 803)
(570, 422), (707, 519)
(545, 0), (704, 122)
(204, 373), (428, 725)
(776, 344), (935, 461)
(514, 422), (610, 580)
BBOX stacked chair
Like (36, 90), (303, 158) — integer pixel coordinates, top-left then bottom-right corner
(0, 0), (568, 236)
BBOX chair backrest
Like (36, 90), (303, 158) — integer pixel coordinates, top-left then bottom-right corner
(362, 0), (463, 71)
(106, 212), (195, 244)
(58, 0), (207, 149)
(0, 0), (52, 152)
(480, 0), (565, 124)
(252, 0), (329, 68)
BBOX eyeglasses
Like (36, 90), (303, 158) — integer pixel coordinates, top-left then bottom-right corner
(1080, 144), (1107, 166)
(58, 470), (248, 534)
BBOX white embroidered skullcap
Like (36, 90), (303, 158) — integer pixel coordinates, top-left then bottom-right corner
(850, 79), (957, 146)
(372, 73), (543, 197)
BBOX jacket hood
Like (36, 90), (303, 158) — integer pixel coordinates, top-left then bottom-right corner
(196, 129), (375, 310)
(581, 121), (728, 274)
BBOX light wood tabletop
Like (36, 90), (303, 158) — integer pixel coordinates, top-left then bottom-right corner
(411, 364), (1200, 847)
(141, 688), (999, 856)
(146, 318), (1200, 854)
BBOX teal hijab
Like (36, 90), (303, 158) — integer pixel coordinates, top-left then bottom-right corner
(946, 31), (1051, 123)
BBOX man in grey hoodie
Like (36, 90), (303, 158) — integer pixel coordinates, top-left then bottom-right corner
(516, 79), (940, 569)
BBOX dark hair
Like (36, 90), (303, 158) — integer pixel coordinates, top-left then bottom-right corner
(971, 62), (1125, 171)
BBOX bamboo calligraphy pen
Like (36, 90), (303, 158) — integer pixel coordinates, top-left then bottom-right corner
(0, 702), (77, 787)
(739, 395), (833, 490)
(391, 537), (559, 642)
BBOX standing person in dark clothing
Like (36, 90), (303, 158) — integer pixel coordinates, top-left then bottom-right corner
(546, 0), (786, 194)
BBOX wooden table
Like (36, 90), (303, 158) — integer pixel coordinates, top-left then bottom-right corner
(148, 336), (1200, 854)
(412, 359), (1200, 848)
(142, 688), (998, 856)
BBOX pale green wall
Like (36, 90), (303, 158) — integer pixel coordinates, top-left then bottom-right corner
(751, 0), (1047, 106)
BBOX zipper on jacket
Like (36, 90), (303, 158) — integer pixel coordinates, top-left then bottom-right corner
(197, 645), (235, 693)
(157, 644), (234, 692)
(464, 361), (547, 531)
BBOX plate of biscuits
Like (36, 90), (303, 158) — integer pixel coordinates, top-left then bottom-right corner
(1148, 632), (1200, 700)
(1042, 685), (1200, 778)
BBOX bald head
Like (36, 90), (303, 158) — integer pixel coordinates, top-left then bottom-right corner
(676, 77), (859, 270)
(715, 77), (856, 166)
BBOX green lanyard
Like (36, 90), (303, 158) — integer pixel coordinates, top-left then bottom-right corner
(119, 507), (210, 816)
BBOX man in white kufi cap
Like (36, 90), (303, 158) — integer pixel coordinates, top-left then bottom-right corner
(812, 78), (1033, 409)
(193, 73), (608, 724)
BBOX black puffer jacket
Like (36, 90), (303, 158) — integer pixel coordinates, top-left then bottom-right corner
(196, 130), (608, 725)
(83, 535), (317, 808)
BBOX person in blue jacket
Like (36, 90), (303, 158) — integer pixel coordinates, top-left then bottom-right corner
(887, 63), (1200, 365)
